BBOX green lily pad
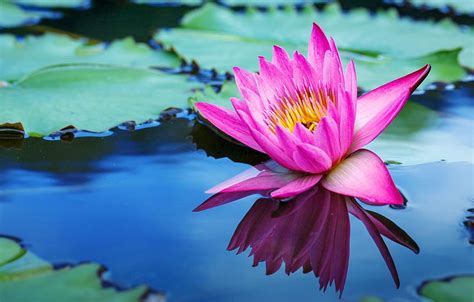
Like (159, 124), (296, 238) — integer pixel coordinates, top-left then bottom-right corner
(0, 0), (57, 28)
(0, 33), (180, 81)
(155, 3), (470, 89)
(190, 82), (473, 165)
(419, 276), (474, 302)
(12, 0), (89, 8)
(359, 297), (384, 302)
(0, 238), (24, 267)
(0, 64), (200, 137)
(131, 0), (202, 4)
(410, 0), (474, 15)
(189, 82), (238, 110)
(220, 0), (328, 6)
(0, 237), (156, 302)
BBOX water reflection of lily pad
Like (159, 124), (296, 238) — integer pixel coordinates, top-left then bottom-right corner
(0, 33), (180, 81)
(191, 82), (473, 165)
(0, 237), (159, 302)
(0, 64), (200, 136)
(156, 3), (470, 89)
(418, 276), (474, 302)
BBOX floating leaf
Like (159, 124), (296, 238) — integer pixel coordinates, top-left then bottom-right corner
(0, 1), (58, 28)
(155, 3), (470, 89)
(418, 276), (474, 302)
(0, 238), (24, 266)
(0, 64), (200, 137)
(220, 0), (328, 6)
(131, 0), (202, 5)
(0, 33), (180, 81)
(189, 82), (238, 110)
(359, 297), (384, 302)
(410, 0), (474, 15)
(0, 237), (157, 302)
(191, 82), (473, 165)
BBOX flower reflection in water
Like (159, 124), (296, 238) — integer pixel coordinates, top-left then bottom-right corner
(195, 162), (419, 296)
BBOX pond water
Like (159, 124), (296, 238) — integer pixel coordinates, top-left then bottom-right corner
(0, 97), (472, 302)
(0, 1), (473, 301)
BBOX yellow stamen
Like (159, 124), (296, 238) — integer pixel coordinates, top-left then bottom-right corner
(267, 86), (336, 133)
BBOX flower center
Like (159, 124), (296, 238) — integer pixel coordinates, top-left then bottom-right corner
(266, 86), (336, 133)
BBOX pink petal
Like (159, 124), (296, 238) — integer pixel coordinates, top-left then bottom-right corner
(258, 56), (296, 103)
(336, 88), (356, 157)
(234, 86), (268, 112)
(308, 23), (330, 70)
(292, 51), (319, 91)
(230, 97), (248, 114)
(216, 173), (298, 194)
(206, 165), (260, 194)
(237, 110), (301, 171)
(235, 103), (276, 143)
(328, 38), (344, 80)
(272, 45), (292, 76)
(206, 161), (297, 194)
(195, 102), (263, 152)
(271, 174), (322, 199)
(321, 149), (403, 205)
(193, 190), (271, 212)
(312, 115), (341, 163)
(275, 126), (299, 156)
(292, 143), (332, 174)
(344, 60), (358, 102)
(322, 50), (343, 87)
(349, 64), (431, 153)
(294, 123), (314, 144)
(233, 66), (258, 98)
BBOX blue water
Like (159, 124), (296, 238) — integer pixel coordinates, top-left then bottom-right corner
(0, 109), (472, 301)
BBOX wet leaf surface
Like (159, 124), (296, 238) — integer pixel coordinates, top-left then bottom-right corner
(0, 1), (58, 28)
(0, 64), (200, 136)
(131, 0), (201, 5)
(418, 276), (474, 302)
(156, 3), (471, 89)
(220, 0), (328, 6)
(0, 33), (180, 81)
(0, 237), (160, 302)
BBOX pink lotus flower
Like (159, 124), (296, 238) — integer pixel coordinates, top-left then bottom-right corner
(197, 185), (419, 295)
(196, 23), (430, 205)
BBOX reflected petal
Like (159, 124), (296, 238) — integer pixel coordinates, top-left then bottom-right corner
(218, 185), (419, 295)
